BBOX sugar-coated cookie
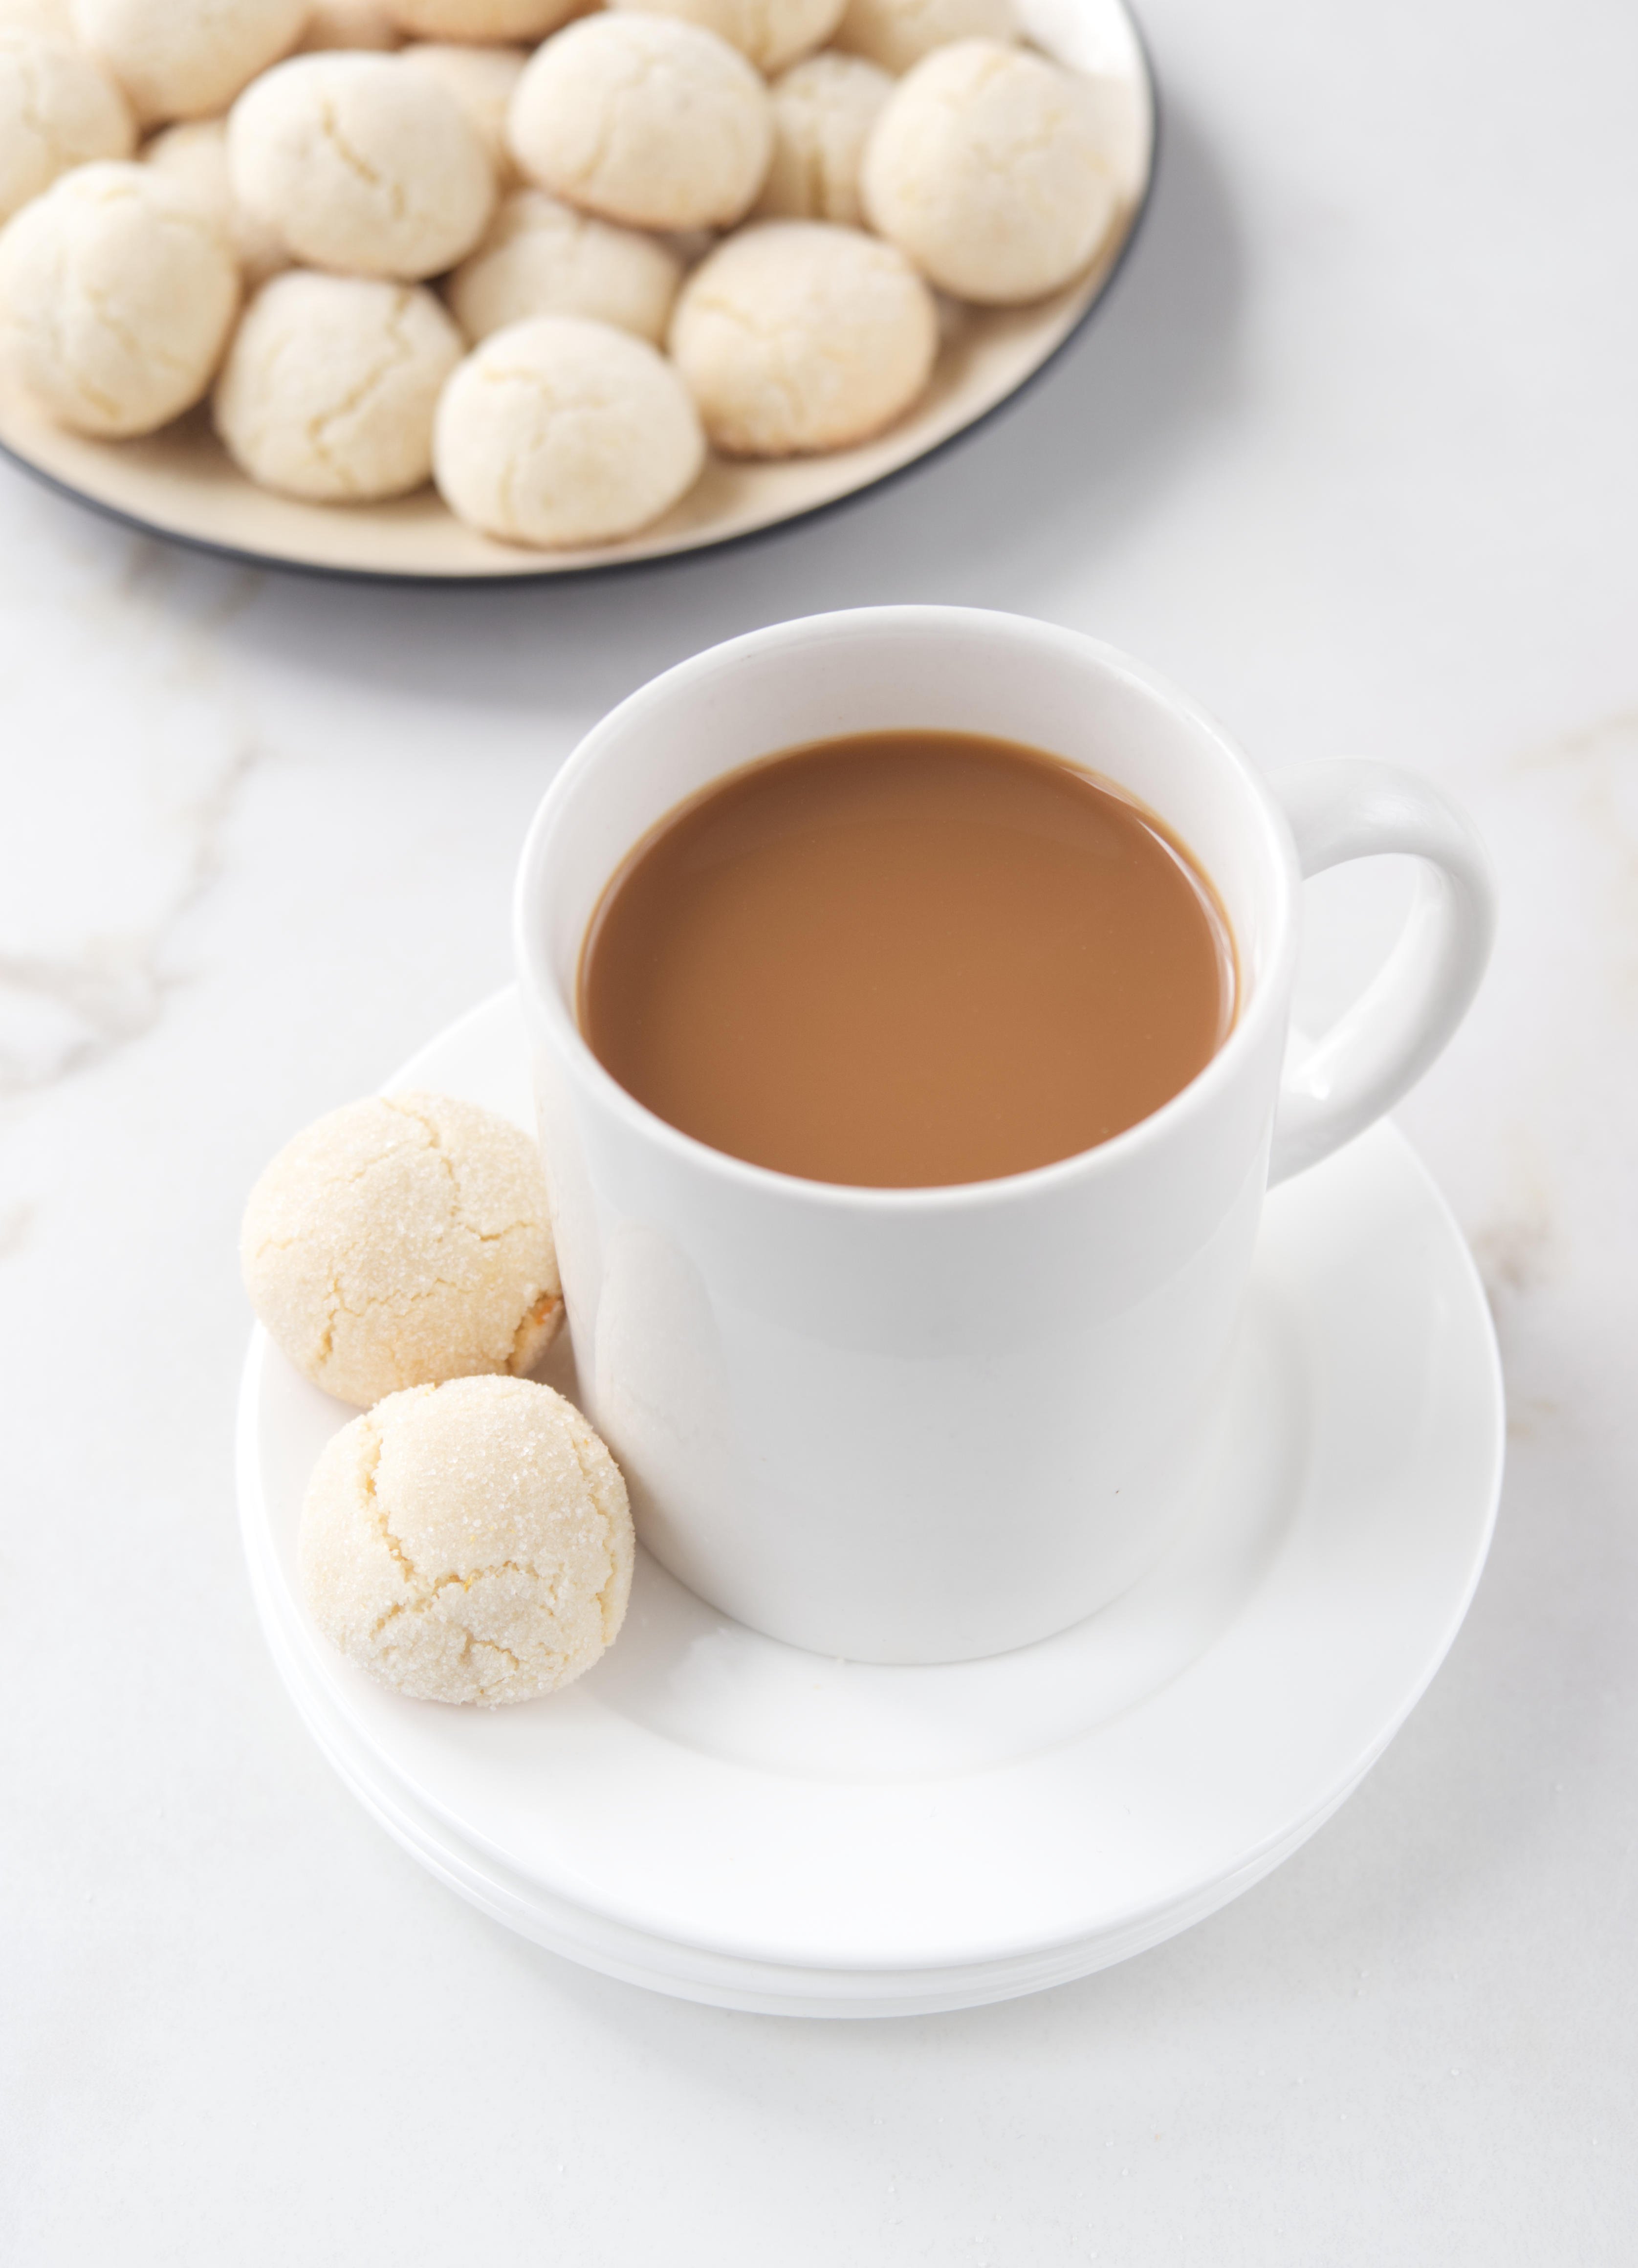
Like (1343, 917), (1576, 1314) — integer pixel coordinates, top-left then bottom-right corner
(71, 0), (308, 126)
(754, 49), (891, 226)
(228, 51), (495, 281)
(144, 116), (285, 283)
(607, 0), (843, 78)
(0, 27), (134, 224)
(386, 0), (577, 39)
(0, 159), (237, 433)
(400, 41), (524, 184)
(241, 1090), (563, 1406)
(834, 0), (1015, 73)
(299, 1376), (633, 1707)
(507, 15), (772, 233)
(297, 0), (402, 50)
(448, 187), (681, 345)
(669, 218), (935, 455)
(861, 38), (1116, 303)
(435, 313), (705, 547)
(215, 270), (462, 500)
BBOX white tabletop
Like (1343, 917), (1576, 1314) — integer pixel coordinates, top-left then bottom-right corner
(3, 0), (1635, 2258)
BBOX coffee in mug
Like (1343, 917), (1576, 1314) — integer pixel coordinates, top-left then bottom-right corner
(579, 730), (1237, 1188)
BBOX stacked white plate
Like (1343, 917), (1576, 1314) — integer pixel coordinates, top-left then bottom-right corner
(238, 990), (1503, 2016)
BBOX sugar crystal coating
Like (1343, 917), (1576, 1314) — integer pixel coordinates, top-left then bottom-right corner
(241, 1090), (563, 1408)
(300, 1375), (633, 1706)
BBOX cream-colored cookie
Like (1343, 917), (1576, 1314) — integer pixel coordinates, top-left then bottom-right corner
(400, 40), (524, 184)
(215, 270), (462, 500)
(754, 49), (890, 225)
(228, 51), (494, 281)
(0, 27), (134, 224)
(297, 0), (402, 49)
(669, 218), (935, 456)
(607, 0), (842, 77)
(71, 0), (308, 126)
(241, 1090), (563, 1406)
(448, 187), (680, 345)
(0, 0), (75, 40)
(861, 38), (1116, 303)
(435, 313), (705, 548)
(386, 0), (576, 38)
(0, 159), (237, 433)
(299, 1376), (633, 1707)
(834, 0), (1014, 73)
(144, 116), (285, 282)
(507, 15), (772, 233)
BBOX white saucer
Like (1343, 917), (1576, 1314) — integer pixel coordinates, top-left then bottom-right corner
(237, 989), (1504, 2016)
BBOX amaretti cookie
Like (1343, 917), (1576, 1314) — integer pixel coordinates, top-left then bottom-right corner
(834, 0), (1016, 74)
(755, 49), (891, 227)
(387, 0), (577, 38)
(241, 1090), (563, 1407)
(448, 187), (681, 346)
(507, 15), (772, 233)
(609, 0), (844, 78)
(861, 39), (1116, 303)
(669, 219), (936, 455)
(216, 271), (463, 500)
(228, 51), (495, 282)
(71, 0), (308, 127)
(0, 26), (133, 224)
(434, 313), (705, 547)
(144, 116), (285, 283)
(299, 1376), (633, 1706)
(0, 159), (237, 433)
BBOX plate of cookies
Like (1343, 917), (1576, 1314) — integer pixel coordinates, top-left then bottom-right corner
(0, 0), (1152, 580)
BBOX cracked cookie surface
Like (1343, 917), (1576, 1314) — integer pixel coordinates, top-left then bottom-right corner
(434, 311), (704, 547)
(227, 49), (495, 280)
(299, 1375), (633, 1706)
(215, 269), (461, 499)
(242, 1089), (564, 1408)
(861, 38), (1117, 305)
(72, 0), (308, 128)
(669, 218), (936, 455)
(0, 157), (238, 434)
(0, 26), (134, 225)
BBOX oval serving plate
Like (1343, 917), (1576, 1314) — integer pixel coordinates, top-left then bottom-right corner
(0, 0), (1152, 583)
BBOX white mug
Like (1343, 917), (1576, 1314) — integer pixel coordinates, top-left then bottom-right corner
(514, 609), (1496, 1665)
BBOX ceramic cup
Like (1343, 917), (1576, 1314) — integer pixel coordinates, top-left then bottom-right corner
(514, 609), (1496, 1664)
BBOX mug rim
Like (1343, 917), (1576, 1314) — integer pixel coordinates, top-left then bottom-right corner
(513, 606), (1302, 1214)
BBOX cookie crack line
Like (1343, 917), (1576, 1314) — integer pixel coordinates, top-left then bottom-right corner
(359, 1417), (423, 1592)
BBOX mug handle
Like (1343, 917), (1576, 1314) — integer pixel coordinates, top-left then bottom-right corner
(1267, 761), (1498, 1187)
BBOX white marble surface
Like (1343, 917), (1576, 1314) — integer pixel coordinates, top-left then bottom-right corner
(3, 0), (1635, 2257)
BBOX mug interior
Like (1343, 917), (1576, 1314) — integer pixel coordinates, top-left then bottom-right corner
(518, 610), (1296, 1160)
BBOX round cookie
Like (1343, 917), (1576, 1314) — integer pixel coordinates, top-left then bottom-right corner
(754, 49), (891, 227)
(435, 314), (705, 548)
(228, 51), (495, 282)
(448, 187), (681, 346)
(215, 270), (463, 500)
(0, 159), (238, 435)
(834, 0), (1015, 74)
(861, 39), (1116, 304)
(507, 15), (772, 234)
(240, 1090), (564, 1407)
(607, 0), (843, 77)
(669, 219), (935, 456)
(71, 0), (308, 127)
(386, 0), (577, 37)
(400, 41), (525, 184)
(297, 0), (402, 50)
(0, 26), (134, 225)
(144, 116), (285, 283)
(299, 1376), (634, 1707)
